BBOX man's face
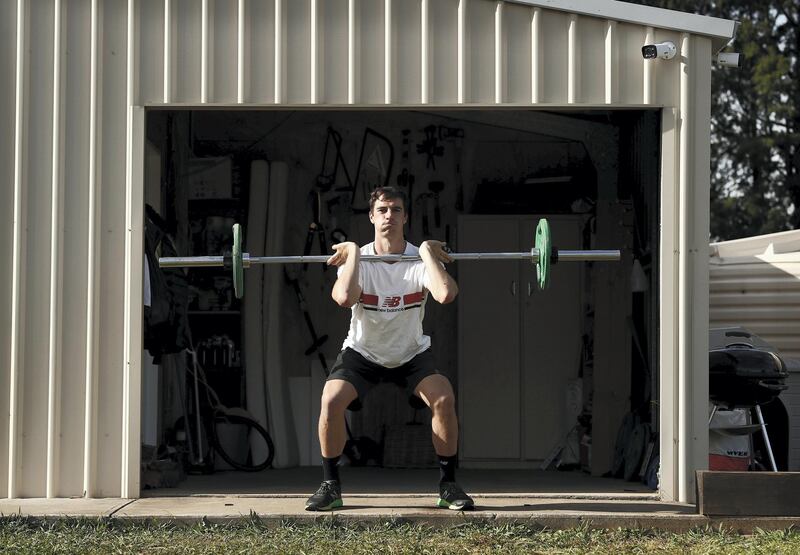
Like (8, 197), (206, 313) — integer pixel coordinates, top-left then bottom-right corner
(369, 195), (407, 237)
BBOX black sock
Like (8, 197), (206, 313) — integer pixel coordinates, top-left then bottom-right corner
(438, 454), (457, 484)
(322, 456), (340, 483)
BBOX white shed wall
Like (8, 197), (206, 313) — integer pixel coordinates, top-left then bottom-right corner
(0, 0), (728, 500)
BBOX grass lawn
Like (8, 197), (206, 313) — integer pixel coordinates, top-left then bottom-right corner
(1, 517), (799, 554)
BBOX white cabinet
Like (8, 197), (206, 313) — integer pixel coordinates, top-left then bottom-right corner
(458, 215), (583, 465)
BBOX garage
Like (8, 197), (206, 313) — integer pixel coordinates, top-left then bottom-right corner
(142, 107), (656, 495)
(0, 0), (737, 502)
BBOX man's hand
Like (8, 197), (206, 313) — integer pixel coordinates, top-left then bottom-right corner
(419, 240), (458, 304)
(327, 242), (360, 267)
(420, 240), (454, 264)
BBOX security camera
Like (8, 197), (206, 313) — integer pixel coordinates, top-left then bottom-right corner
(641, 41), (676, 60)
(716, 52), (742, 68)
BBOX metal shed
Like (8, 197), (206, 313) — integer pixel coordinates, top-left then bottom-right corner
(710, 230), (800, 470)
(0, 0), (737, 502)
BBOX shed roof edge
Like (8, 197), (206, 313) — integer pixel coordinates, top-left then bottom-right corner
(505, 0), (739, 52)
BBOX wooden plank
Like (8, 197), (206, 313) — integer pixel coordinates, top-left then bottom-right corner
(696, 470), (800, 516)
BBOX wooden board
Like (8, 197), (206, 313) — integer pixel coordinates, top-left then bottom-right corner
(696, 471), (800, 516)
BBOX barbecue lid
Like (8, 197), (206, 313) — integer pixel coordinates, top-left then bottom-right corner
(709, 327), (788, 378)
(709, 327), (777, 352)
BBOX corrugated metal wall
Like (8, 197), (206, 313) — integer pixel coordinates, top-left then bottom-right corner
(710, 244), (800, 470)
(710, 256), (800, 360)
(0, 0), (714, 499)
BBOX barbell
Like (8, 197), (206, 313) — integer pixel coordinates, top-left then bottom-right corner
(158, 219), (621, 299)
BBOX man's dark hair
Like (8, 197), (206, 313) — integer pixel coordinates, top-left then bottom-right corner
(369, 186), (408, 212)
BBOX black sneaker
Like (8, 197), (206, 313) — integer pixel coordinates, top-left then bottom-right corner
(436, 481), (474, 510)
(305, 480), (343, 511)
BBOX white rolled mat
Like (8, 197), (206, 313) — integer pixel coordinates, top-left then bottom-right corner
(244, 161), (270, 464)
(262, 161), (299, 468)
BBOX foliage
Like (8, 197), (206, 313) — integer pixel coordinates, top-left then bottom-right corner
(1, 518), (800, 554)
(637, 0), (799, 240)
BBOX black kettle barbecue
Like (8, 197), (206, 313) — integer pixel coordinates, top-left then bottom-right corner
(708, 327), (788, 410)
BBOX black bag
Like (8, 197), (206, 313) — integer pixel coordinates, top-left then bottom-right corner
(144, 205), (190, 362)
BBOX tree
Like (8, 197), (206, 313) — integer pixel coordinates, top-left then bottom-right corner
(636, 0), (799, 240)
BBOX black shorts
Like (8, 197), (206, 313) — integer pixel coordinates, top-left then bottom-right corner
(327, 347), (439, 411)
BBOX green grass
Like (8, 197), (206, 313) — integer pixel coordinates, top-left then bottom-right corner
(0, 517), (799, 554)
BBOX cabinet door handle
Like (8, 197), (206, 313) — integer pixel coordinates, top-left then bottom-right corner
(511, 281), (517, 296)
(527, 282), (533, 296)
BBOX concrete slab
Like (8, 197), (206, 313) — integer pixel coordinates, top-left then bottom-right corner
(145, 468), (654, 497)
(1, 495), (799, 533)
(0, 498), (133, 518)
(112, 496), (800, 533)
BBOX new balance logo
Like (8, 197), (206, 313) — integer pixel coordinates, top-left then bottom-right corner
(381, 296), (401, 308)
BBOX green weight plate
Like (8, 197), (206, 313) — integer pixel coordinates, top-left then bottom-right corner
(232, 223), (244, 299)
(535, 218), (551, 290)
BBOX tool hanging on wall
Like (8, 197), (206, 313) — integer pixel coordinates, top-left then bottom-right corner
(302, 191), (329, 272)
(352, 128), (394, 213)
(428, 181), (444, 229)
(415, 193), (432, 236)
(285, 267), (330, 362)
(416, 124), (444, 169)
(317, 126), (354, 194)
(437, 125), (466, 211)
(396, 129), (415, 223)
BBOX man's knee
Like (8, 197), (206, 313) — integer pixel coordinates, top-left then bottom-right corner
(321, 380), (358, 416)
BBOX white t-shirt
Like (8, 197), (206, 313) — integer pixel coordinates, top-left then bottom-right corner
(339, 242), (432, 367)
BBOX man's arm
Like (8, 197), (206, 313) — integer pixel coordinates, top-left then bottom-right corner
(420, 240), (458, 304)
(328, 242), (362, 307)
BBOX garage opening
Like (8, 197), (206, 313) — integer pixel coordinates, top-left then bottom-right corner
(141, 108), (660, 497)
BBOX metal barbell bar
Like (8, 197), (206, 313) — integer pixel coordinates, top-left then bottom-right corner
(158, 219), (622, 299)
(159, 251), (621, 267)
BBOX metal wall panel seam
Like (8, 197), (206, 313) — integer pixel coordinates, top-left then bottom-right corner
(421, 0), (429, 104)
(567, 14), (577, 104)
(163, 0), (170, 103)
(237, 0), (245, 103)
(457, 0), (465, 104)
(201, 0), (208, 103)
(494, 1), (502, 103)
(275, 0), (282, 103)
(8, 0), (28, 500)
(604, 20), (616, 104)
(643, 27), (653, 104)
(46, 0), (65, 500)
(677, 32), (691, 503)
(83, 0), (100, 499)
(121, 0), (136, 498)
(309, 0), (317, 104)
(384, 0), (391, 104)
(530, 7), (540, 103)
(347, 0), (354, 104)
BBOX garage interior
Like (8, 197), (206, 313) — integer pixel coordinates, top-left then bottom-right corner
(141, 108), (660, 496)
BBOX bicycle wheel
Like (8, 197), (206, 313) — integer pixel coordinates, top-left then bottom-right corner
(211, 412), (275, 472)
